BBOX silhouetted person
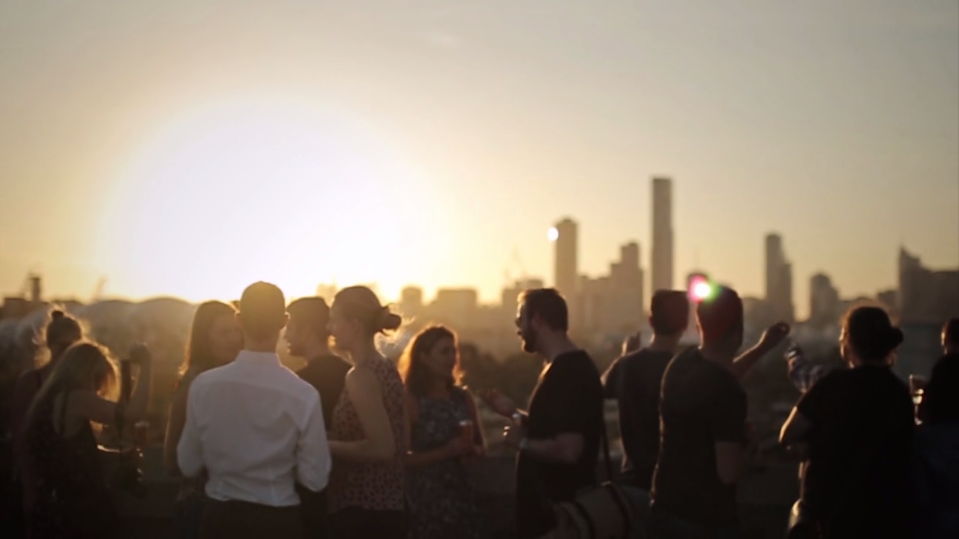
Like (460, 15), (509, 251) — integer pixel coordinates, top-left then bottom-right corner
(914, 318), (959, 538)
(178, 282), (330, 539)
(27, 341), (152, 538)
(163, 301), (243, 539)
(400, 325), (489, 539)
(9, 307), (84, 529)
(325, 286), (409, 539)
(286, 296), (350, 539)
(780, 306), (915, 538)
(649, 286), (750, 538)
(481, 288), (604, 539)
(605, 292), (689, 512)
(918, 318), (959, 425)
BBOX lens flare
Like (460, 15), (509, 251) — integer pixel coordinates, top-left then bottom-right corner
(547, 227), (559, 241)
(689, 276), (712, 302)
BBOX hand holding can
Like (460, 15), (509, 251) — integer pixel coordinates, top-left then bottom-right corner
(459, 419), (474, 463)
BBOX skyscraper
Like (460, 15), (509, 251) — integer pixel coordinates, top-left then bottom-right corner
(651, 177), (674, 293)
(553, 217), (578, 297)
(809, 273), (840, 327)
(765, 233), (795, 323)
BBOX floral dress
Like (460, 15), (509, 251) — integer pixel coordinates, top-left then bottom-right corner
(407, 388), (489, 539)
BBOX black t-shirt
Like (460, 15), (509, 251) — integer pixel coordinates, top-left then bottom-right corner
(296, 354), (352, 427)
(796, 364), (916, 536)
(918, 353), (959, 425)
(651, 347), (747, 527)
(515, 350), (604, 538)
(614, 348), (676, 490)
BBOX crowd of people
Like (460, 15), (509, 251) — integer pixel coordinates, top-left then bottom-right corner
(1, 279), (957, 538)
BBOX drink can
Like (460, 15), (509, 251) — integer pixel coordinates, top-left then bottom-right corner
(459, 419), (474, 444)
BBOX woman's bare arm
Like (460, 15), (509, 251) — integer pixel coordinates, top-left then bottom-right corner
(328, 368), (395, 463)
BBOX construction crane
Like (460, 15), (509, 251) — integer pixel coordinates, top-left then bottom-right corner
(91, 277), (107, 303)
(502, 246), (528, 288)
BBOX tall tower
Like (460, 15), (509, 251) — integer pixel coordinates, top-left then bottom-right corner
(765, 233), (795, 323)
(553, 218), (578, 297)
(651, 177), (674, 292)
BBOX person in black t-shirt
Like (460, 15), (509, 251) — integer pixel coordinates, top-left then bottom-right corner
(650, 286), (750, 538)
(286, 297), (351, 539)
(914, 318), (959, 538)
(480, 288), (604, 539)
(609, 291), (789, 503)
(918, 317), (959, 425)
(781, 306), (916, 538)
(605, 291), (688, 495)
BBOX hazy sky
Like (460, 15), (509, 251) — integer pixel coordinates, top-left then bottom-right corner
(1, 0), (957, 318)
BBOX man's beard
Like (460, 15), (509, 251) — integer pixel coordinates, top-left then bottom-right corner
(521, 327), (537, 353)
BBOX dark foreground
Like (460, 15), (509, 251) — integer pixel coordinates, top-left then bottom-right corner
(115, 447), (796, 539)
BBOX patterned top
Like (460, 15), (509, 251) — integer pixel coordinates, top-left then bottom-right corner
(407, 389), (488, 539)
(328, 357), (408, 513)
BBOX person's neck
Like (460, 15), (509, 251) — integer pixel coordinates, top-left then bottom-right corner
(303, 340), (333, 362)
(349, 339), (380, 366)
(245, 336), (278, 354)
(426, 378), (452, 399)
(538, 333), (578, 363)
(649, 333), (682, 353)
(698, 343), (735, 366)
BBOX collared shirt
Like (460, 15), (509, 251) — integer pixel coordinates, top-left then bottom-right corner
(177, 350), (330, 507)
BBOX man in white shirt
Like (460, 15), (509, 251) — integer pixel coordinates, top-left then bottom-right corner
(178, 281), (331, 539)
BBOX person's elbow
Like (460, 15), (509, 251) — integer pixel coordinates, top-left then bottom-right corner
(297, 460), (330, 493)
(715, 442), (746, 486)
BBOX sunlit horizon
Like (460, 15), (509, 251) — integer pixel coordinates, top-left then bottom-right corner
(2, 0), (957, 318)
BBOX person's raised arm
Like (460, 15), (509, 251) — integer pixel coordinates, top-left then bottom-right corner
(295, 389), (331, 493)
(729, 323), (790, 380)
(329, 368), (395, 463)
(70, 346), (153, 427)
(163, 379), (190, 476)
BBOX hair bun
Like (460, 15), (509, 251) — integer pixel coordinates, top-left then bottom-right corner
(379, 308), (402, 331)
(50, 310), (65, 320)
(887, 327), (904, 348)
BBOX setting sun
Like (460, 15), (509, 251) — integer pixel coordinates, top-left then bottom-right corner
(96, 99), (447, 302)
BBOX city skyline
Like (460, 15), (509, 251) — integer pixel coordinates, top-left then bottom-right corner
(2, 1), (957, 316)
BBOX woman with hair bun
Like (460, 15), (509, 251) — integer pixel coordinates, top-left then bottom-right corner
(9, 307), (85, 527)
(781, 306), (916, 538)
(326, 286), (409, 539)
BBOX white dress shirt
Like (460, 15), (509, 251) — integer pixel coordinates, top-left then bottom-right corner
(177, 350), (331, 506)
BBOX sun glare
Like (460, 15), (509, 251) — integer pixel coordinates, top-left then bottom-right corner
(98, 100), (445, 302)
(547, 227), (559, 242)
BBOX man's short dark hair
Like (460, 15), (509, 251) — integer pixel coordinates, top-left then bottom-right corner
(696, 286), (743, 342)
(945, 318), (959, 345)
(288, 297), (331, 340)
(520, 288), (569, 332)
(651, 290), (690, 335)
(239, 282), (287, 340)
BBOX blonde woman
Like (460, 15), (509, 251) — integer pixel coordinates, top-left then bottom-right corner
(25, 341), (152, 538)
(326, 286), (409, 538)
(9, 308), (84, 525)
